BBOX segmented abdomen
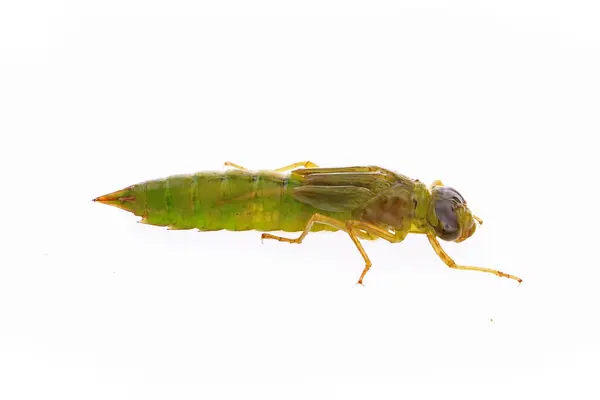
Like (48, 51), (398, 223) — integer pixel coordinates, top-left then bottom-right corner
(128, 170), (339, 232)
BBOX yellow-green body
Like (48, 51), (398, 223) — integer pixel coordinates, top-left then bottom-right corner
(94, 164), (523, 284)
(97, 167), (432, 239)
(132, 170), (350, 232)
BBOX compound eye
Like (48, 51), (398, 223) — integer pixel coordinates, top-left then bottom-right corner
(444, 187), (466, 204)
(433, 187), (464, 241)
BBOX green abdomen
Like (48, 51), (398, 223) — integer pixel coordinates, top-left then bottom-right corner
(128, 170), (346, 232)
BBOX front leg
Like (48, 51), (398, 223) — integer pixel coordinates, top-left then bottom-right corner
(426, 233), (522, 283)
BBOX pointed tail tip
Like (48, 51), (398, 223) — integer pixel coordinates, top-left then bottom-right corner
(92, 195), (114, 203)
(93, 193), (117, 203)
(93, 186), (135, 205)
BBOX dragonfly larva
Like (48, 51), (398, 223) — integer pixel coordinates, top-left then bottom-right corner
(94, 161), (521, 284)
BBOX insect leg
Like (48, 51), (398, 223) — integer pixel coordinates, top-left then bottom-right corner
(426, 233), (522, 283)
(261, 213), (376, 283)
(223, 161), (248, 170)
(261, 213), (346, 244)
(292, 166), (385, 176)
(346, 221), (399, 242)
(344, 226), (371, 285)
(274, 161), (319, 172)
(344, 221), (407, 284)
(224, 161), (319, 172)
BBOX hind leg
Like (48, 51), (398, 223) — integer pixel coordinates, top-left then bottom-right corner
(262, 214), (405, 285)
(261, 214), (374, 284)
(224, 161), (319, 172)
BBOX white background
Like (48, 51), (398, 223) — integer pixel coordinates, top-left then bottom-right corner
(1, 1), (599, 399)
